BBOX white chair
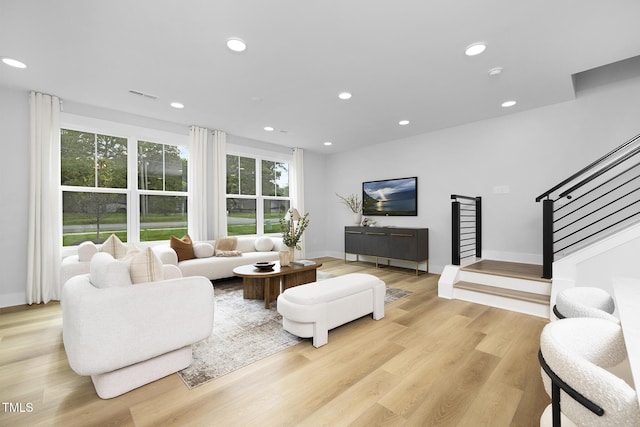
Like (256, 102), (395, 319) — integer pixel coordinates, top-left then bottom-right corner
(539, 317), (640, 426)
(554, 287), (618, 323)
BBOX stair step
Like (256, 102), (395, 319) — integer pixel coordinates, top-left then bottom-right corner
(461, 259), (550, 283)
(454, 281), (550, 305)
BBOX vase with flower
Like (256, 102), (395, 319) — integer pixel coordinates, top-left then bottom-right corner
(279, 208), (310, 263)
(336, 193), (362, 225)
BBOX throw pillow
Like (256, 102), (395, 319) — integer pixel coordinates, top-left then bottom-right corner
(129, 247), (164, 284)
(215, 236), (238, 253)
(215, 250), (243, 257)
(170, 235), (195, 262)
(77, 241), (98, 262)
(254, 236), (274, 252)
(193, 242), (214, 258)
(89, 252), (132, 289)
(100, 234), (128, 259)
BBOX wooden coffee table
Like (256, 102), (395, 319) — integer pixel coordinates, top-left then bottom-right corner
(232, 261), (323, 308)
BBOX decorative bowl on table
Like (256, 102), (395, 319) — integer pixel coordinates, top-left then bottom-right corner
(253, 261), (276, 271)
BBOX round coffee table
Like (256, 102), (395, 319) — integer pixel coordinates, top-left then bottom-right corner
(232, 261), (323, 309)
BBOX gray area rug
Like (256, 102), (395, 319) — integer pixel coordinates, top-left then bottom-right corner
(178, 274), (412, 389)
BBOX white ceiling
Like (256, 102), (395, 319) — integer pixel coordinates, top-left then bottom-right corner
(2, 0), (640, 153)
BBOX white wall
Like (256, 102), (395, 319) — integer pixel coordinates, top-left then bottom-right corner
(322, 71), (640, 274)
(0, 86), (30, 307)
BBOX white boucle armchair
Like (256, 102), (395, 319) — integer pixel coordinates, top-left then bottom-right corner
(61, 268), (214, 399)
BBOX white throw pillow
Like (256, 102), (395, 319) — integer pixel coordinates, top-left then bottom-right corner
(129, 247), (164, 284)
(77, 241), (98, 262)
(193, 242), (215, 258)
(254, 236), (274, 252)
(100, 234), (128, 259)
(89, 252), (132, 289)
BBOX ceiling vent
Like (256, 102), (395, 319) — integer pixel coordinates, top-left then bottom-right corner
(128, 90), (158, 100)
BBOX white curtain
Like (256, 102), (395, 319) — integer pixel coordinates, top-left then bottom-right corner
(27, 92), (61, 304)
(291, 148), (306, 257)
(187, 126), (209, 241)
(212, 130), (227, 238)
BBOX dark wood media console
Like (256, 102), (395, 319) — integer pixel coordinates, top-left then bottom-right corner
(344, 226), (429, 274)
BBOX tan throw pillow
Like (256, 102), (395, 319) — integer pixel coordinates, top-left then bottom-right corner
(129, 247), (164, 284)
(215, 250), (243, 257)
(215, 237), (238, 253)
(100, 234), (128, 259)
(170, 235), (195, 262)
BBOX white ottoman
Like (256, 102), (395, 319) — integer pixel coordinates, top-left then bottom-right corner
(277, 273), (386, 347)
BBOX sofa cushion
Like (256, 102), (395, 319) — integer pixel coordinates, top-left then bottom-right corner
(215, 236), (237, 253)
(100, 234), (128, 259)
(170, 235), (195, 262)
(254, 236), (274, 252)
(193, 242), (214, 258)
(78, 241), (98, 262)
(89, 252), (132, 289)
(129, 247), (164, 284)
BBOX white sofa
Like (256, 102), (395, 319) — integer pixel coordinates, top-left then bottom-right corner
(154, 236), (286, 280)
(61, 235), (286, 284)
(62, 260), (214, 399)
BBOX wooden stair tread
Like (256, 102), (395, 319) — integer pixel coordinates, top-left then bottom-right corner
(461, 260), (550, 283)
(454, 281), (550, 305)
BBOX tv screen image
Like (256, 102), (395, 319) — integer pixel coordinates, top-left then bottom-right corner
(362, 177), (417, 216)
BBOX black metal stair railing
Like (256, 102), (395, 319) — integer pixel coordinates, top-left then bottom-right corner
(536, 132), (640, 279)
(450, 195), (482, 265)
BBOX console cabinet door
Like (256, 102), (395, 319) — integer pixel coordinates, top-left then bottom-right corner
(363, 230), (388, 257)
(388, 230), (418, 261)
(345, 228), (365, 254)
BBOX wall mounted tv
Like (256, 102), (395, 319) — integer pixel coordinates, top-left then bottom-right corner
(362, 177), (418, 216)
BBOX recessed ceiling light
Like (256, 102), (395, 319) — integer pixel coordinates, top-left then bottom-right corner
(2, 57), (26, 68)
(398, 120), (410, 126)
(338, 92), (352, 100)
(501, 100), (517, 108)
(488, 67), (503, 76)
(323, 141), (333, 146)
(226, 38), (247, 52)
(264, 126), (274, 132)
(465, 43), (486, 56)
(170, 102), (184, 109)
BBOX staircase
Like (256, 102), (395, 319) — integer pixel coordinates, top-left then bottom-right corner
(439, 260), (551, 318)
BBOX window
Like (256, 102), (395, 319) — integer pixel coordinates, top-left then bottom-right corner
(61, 125), (188, 246)
(226, 154), (290, 236)
(138, 141), (188, 242)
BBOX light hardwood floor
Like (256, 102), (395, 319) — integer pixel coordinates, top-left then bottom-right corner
(0, 258), (550, 426)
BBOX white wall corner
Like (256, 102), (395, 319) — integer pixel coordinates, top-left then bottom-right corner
(438, 265), (460, 299)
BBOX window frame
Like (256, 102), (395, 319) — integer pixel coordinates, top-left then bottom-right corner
(226, 146), (292, 236)
(60, 114), (189, 248)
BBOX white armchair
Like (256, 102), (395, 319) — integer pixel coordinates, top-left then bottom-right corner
(61, 260), (214, 399)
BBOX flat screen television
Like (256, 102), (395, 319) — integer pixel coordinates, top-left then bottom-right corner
(362, 177), (418, 216)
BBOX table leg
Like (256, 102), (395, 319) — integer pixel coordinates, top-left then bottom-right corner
(243, 277), (265, 299)
(264, 277), (281, 309)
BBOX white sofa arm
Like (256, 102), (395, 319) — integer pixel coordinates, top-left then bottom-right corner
(60, 255), (90, 286)
(152, 245), (178, 266)
(61, 275), (214, 376)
